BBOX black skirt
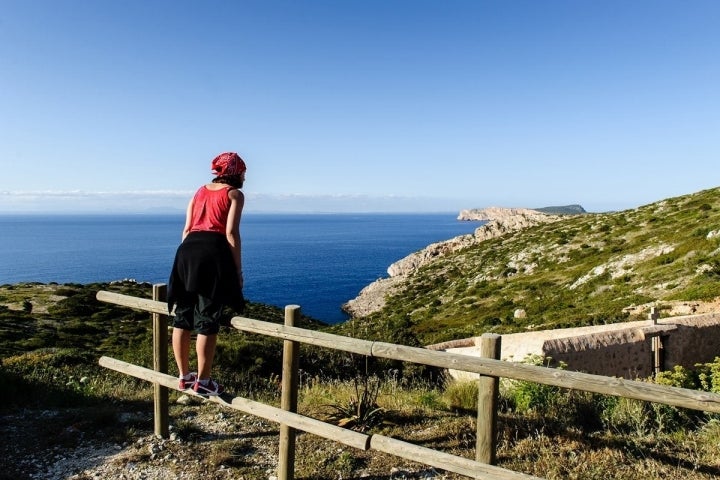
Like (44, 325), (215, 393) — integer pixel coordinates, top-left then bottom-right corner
(167, 231), (244, 313)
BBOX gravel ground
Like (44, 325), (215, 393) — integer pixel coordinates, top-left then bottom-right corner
(3, 397), (456, 480)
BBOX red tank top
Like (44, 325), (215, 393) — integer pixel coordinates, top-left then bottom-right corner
(188, 185), (233, 233)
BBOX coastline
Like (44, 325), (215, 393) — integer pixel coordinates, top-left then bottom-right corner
(343, 207), (563, 318)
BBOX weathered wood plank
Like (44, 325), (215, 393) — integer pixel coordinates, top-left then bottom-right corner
(229, 317), (720, 413)
(279, 305), (301, 480)
(370, 341), (720, 413)
(96, 292), (720, 414)
(98, 356), (370, 451)
(370, 435), (542, 480)
(152, 284), (169, 439)
(231, 316), (374, 356)
(97, 291), (171, 316)
(476, 334), (500, 464)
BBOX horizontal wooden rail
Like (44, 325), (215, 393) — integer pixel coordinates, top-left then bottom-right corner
(369, 435), (538, 480)
(230, 316), (720, 414)
(95, 291), (720, 414)
(97, 289), (720, 479)
(97, 291), (170, 316)
(99, 356), (370, 451)
(99, 356), (538, 480)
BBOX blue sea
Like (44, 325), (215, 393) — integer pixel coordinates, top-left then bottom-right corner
(0, 213), (482, 324)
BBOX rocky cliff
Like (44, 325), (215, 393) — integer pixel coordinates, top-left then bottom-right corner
(457, 206), (564, 223)
(343, 207), (564, 317)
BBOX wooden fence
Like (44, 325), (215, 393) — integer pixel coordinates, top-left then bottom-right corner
(96, 287), (720, 480)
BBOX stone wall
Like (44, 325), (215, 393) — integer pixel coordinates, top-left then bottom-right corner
(663, 316), (720, 369)
(440, 313), (720, 381)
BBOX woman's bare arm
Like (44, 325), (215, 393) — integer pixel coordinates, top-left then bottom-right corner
(226, 189), (245, 288)
(181, 196), (195, 241)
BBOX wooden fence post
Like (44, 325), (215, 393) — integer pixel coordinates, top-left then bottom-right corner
(152, 284), (169, 438)
(476, 333), (501, 464)
(649, 307), (664, 377)
(278, 305), (301, 480)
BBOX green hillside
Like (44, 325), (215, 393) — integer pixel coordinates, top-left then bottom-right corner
(339, 187), (720, 345)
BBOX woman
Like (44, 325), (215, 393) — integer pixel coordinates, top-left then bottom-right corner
(167, 151), (246, 396)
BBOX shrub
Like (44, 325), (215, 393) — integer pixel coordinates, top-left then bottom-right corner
(508, 378), (562, 413)
(417, 389), (445, 410)
(2, 349), (135, 410)
(326, 375), (385, 432)
(697, 357), (720, 394)
(503, 356), (564, 414)
(654, 365), (698, 390)
(601, 396), (650, 436)
(601, 367), (701, 435)
(443, 380), (478, 412)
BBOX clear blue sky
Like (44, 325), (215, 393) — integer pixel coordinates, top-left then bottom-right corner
(1, 1), (718, 214)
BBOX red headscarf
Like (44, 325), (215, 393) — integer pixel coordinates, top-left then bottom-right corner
(211, 152), (246, 176)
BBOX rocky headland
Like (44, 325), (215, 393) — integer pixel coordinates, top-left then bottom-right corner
(343, 207), (568, 318)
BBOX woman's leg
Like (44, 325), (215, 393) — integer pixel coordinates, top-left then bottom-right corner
(196, 333), (217, 380)
(172, 328), (192, 376)
(172, 298), (196, 377)
(194, 294), (223, 381)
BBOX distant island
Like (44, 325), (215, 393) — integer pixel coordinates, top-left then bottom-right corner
(532, 204), (587, 215)
(457, 204), (586, 221)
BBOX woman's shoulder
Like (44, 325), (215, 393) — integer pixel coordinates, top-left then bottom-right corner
(228, 188), (244, 201)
